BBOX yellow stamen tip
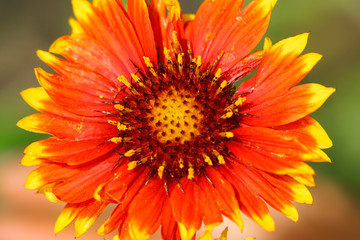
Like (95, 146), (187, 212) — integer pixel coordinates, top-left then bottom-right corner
(110, 137), (123, 144)
(235, 97), (246, 106)
(212, 68), (222, 85)
(178, 53), (184, 73)
(107, 120), (118, 125)
(216, 80), (227, 94)
(202, 154), (213, 166)
(179, 158), (184, 168)
(127, 161), (138, 170)
(187, 167), (195, 180)
(219, 132), (234, 138)
(131, 73), (145, 88)
(158, 165), (165, 179)
(124, 149), (138, 157)
(124, 150), (135, 157)
(143, 56), (157, 77)
(221, 110), (233, 119)
(114, 104), (125, 111)
(217, 155), (225, 164)
(118, 75), (139, 95)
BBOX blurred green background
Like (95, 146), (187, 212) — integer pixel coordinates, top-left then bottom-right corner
(0, 0), (359, 239)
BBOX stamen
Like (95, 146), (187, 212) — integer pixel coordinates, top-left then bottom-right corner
(179, 158), (184, 169)
(110, 137), (132, 144)
(143, 56), (157, 77)
(195, 56), (202, 76)
(127, 161), (138, 170)
(178, 53), (184, 74)
(216, 80), (228, 95)
(225, 96), (247, 111)
(221, 110), (233, 119)
(187, 167), (195, 180)
(202, 154), (213, 166)
(212, 149), (225, 164)
(158, 164), (165, 179)
(131, 73), (145, 88)
(107, 120), (118, 126)
(117, 76), (139, 95)
(219, 132), (234, 138)
(124, 149), (140, 157)
(212, 68), (222, 86)
(117, 122), (133, 131)
(234, 96), (246, 107)
(114, 104), (132, 113)
(164, 48), (173, 71)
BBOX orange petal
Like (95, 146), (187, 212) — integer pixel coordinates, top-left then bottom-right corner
(191, 0), (275, 69)
(24, 137), (115, 165)
(50, 35), (128, 81)
(51, 153), (117, 202)
(74, 201), (108, 237)
(34, 57), (119, 117)
(160, 200), (182, 240)
(221, 165), (275, 231)
(55, 202), (83, 233)
(238, 34), (323, 104)
(17, 112), (116, 140)
(71, 0), (144, 71)
(204, 168), (244, 230)
(169, 178), (203, 240)
(128, 179), (167, 240)
(243, 83), (335, 127)
(127, 0), (158, 65)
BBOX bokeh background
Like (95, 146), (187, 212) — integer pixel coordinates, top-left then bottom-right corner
(0, 0), (359, 239)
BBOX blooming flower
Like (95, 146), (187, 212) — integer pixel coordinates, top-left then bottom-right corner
(18, 0), (334, 239)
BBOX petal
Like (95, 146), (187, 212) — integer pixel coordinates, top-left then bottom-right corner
(20, 87), (96, 121)
(191, 0), (275, 69)
(197, 179), (223, 226)
(148, 0), (168, 53)
(170, 179), (202, 240)
(230, 126), (317, 174)
(100, 165), (148, 202)
(17, 113), (116, 140)
(237, 34), (324, 104)
(55, 202), (84, 233)
(203, 168), (244, 230)
(275, 116), (333, 149)
(127, 0), (158, 64)
(74, 201), (108, 237)
(71, 0), (144, 71)
(23, 137), (115, 165)
(221, 164), (275, 231)
(160, 200), (182, 240)
(97, 205), (127, 236)
(54, 200), (107, 237)
(35, 55), (120, 117)
(190, 0), (245, 59)
(242, 83), (335, 127)
(128, 179), (167, 240)
(50, 35), (128, 81)
(227, 141), (315, 175)
(260, 172), (313, 204)
(52, 153), (117, 202)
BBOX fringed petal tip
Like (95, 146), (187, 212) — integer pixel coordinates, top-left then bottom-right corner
(178, 222), (197, 240)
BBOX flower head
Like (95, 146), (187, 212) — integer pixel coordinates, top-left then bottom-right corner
(18, 0), (334, 239)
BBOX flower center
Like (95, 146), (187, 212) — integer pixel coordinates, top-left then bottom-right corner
(106, 48), (247, 184)
(149, 87), (202, 144)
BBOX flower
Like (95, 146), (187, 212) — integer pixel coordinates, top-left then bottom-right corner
(18, 0), (334, 239)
